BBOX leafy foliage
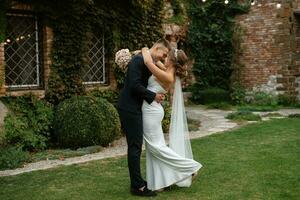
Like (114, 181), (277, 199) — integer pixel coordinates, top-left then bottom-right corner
(0, 146), (31, 170)
(0, 0), (164, 103)
(187, 0), (250, 95)
(87, 89), (119, 107)
(246, 91), (278, 106)
(0, 0), (8, 43)
(113, 0), (165, 88)
(226, 111), (261, 121)
(162, 97), (171, 133)
(2, 95), (54, 151)
(230, 83), (247, 105)
(190, 87), (231, 104)
(53, 96), (121, 149)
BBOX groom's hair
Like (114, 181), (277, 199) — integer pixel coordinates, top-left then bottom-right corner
(153, 38), (172, 51)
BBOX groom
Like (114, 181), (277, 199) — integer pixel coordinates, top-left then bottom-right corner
(118, 39), (171, 197)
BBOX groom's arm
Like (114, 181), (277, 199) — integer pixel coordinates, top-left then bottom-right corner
(128, 56), (156, 104)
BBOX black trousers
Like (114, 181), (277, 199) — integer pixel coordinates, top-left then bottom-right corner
(118, 108), (145, 189)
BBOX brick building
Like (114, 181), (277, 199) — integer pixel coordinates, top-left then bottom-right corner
(0, 2), (116, 98)
(1, 1), (300, 102)
(233, 0), (300, 102)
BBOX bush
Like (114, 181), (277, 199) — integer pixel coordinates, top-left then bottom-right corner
(162, 98), (171, 133)
(190, 87), (231, 104)
(0, 146), (31, 170)
(54, 96), (121, 149)
(278, 94), (297, 106)
(3, 95), (53, 151)
(247, 92), (278, 106)
(237, 105), (279, 112)
(226, 111), (261, 121)
(230, 84), (246, 105)
(288, 114), (300, 118)
(88, 89), (119, 107)
(206, 102), (232, 110)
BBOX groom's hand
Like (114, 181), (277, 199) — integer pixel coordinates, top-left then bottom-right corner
(155, 93), (165, 103)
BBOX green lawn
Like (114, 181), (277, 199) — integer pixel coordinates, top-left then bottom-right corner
(0, 118), (299, 200)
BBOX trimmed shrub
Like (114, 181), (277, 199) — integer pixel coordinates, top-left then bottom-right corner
(87, 89), (119, 107)
(0, 146), (31, 170)
(54, 96), (121, 149)
(191, 87), (231, 104)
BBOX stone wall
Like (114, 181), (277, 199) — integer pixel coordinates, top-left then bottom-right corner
(233, 0), (300, 101)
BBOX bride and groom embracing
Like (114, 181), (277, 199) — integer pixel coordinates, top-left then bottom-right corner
(118, 39), (202, 197)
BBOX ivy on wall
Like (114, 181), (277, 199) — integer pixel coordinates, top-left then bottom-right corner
(187, 0), (250, 102)
(0, 1), (8, 43)
(0, 0), (164, 103)
(114, 0), (165, 88)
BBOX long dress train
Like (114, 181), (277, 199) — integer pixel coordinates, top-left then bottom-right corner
(142, 75), (202, 191)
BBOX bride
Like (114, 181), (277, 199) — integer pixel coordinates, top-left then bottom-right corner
(141, 47), (202, 191)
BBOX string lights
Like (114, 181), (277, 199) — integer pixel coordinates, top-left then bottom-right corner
(3, 34), (32, 46)
(200, 0), (282, 9)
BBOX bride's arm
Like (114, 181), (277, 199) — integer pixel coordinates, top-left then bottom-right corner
(156, 60), (167, 71)
(142, 47), (174, 85)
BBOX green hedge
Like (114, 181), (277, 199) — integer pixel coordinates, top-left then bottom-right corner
(54, 96), (121, 149)
(191, 87), (231, 104)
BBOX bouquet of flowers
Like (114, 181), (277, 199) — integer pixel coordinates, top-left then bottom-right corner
(115, 49), (132, 72)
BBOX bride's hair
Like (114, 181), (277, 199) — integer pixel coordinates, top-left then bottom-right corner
(169, 49), (189, 79)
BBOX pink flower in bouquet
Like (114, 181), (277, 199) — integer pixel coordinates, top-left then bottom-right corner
(115, 49), (132, 71)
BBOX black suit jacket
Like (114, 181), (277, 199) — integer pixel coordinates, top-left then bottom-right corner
(118, 54), (156, 114)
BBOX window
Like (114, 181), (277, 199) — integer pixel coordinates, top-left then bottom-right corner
(82, 33), (107, 85)
(4, 12), (42, 89)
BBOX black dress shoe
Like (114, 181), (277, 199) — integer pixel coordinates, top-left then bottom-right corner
(130, 187), (157, 197)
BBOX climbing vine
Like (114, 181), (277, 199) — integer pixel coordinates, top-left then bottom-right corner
(187, 0), (250, 102)
(0, 0), (164, 103)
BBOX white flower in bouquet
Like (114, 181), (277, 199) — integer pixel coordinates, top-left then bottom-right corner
(115, 49), (132, 71)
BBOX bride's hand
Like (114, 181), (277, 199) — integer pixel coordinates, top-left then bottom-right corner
(142, 47), (153, 65)
(156, 61), (167, 71)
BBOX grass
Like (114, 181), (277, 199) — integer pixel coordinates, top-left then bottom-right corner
(226, 111), (262, 122)
(0, 118), (299, 200)
(262, 112), (283, 118)
(30, 146), (103, 163)
(237, 105), (279, 112)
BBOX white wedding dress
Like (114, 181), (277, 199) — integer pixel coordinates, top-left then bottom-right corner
(142, 75), (202, 191)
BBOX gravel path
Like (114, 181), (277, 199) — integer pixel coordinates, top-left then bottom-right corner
(1, 106), (299, 177)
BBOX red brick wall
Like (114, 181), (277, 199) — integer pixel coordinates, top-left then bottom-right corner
(233, 0), (300, 100)
(0, 2), (117, 97)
